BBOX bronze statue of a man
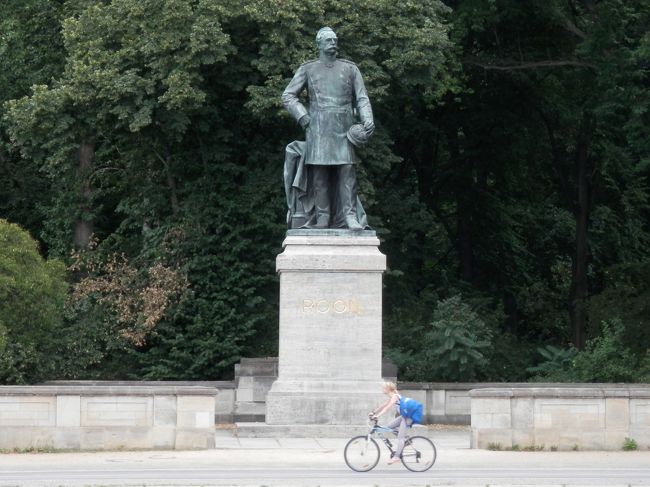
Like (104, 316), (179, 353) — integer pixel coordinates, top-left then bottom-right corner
(282, 27), (374, 230)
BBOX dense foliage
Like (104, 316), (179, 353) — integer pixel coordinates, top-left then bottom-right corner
(387, 296), (493, 381)
(0, 0), (648, 383)
(0, 220), (67, 383)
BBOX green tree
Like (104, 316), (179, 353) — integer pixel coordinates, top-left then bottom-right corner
(0, 219), (67, 383)
(3, 0), (265, 379)
(0, 0), (66, 242)
(6, 0), (234, 252)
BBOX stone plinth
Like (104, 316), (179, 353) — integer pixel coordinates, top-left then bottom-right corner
(266, 230), (386, 425)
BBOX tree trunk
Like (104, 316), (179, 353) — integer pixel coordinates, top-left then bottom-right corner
(569, 115), (593, 349)
(446, 128), (474, 283)
(164, 149), (179, 216)
(74, 139), (95, 249)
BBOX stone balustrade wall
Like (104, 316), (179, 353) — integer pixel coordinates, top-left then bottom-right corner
(5, 380), (646, 451)
(0, 384), (218, 450)
(470, 386), (650, 450)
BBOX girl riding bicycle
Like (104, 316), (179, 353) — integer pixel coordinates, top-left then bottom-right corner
(369, 381), (413, 465)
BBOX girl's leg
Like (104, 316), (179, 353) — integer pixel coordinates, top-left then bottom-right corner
(384, 417), (402, 463)
(394, 417), (413, 458)
(385, 417), (401, 431)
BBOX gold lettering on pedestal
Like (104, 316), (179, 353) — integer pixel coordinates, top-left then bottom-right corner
(301, 299), (363, 315)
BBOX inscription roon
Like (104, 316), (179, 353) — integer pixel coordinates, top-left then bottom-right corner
(301, 299), (363, 315)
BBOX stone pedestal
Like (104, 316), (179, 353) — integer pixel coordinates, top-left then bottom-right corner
(266, 230), (386, 425)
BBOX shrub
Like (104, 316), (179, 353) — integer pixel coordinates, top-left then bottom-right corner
(0, 219), (67, 383)
(528, 319), (647, 383)
(387, 295), (492, 381)
(527, 345), (578, 381)
(570, 320), (638, 382)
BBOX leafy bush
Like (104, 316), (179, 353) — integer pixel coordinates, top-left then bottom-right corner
(0, 219), (67, 383)
(588, 261), (650, 356)
(387, 295), (492, 381)
(527, 345), (578, 381)
(528, 320), (650, 383)
(570, 320), (639, 382)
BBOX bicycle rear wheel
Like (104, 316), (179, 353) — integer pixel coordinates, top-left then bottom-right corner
(400, 435), (436, 472)
(344, 435), (380, 472)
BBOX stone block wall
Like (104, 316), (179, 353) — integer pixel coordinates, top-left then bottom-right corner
(0, 384), (218, 450)
(470, 386), (650, 450)
(400, 382), (493, 424)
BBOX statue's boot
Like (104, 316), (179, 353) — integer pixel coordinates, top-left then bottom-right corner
(345, 215), (363, 230)
(337, 165), (362, 230)
(314, 213), (330, 228)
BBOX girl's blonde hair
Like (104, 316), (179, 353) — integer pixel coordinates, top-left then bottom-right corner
(383, 381), (397, 393)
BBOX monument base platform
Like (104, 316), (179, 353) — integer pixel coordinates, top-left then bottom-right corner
(234, 422), (370, 438)
(234, 422), (435, 438)
(266, 379), (384, 425)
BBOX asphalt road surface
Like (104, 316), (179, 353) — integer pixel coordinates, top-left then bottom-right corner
(2, 465), (650, 486)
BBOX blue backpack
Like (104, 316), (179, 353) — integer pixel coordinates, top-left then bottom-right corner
(399, 396), (423, 424)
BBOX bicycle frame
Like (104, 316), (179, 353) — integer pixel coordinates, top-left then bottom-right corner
(367, 419), (399, 457)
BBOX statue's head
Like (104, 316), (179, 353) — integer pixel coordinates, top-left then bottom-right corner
(316, 27), (338, 56)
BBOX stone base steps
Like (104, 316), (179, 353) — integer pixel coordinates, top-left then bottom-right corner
(233, 401), (266, 423)
(234, 422), (438, 438)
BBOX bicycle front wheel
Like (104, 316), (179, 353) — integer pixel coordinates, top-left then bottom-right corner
(401, 435), (437, 472)
(344, 435), (380, 472)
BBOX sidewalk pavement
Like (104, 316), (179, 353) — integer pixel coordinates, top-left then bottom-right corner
(214, 427), (472, 450)
(1, 428), (649, 486)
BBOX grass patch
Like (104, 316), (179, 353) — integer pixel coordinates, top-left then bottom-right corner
(0, 446), (59, 454)
(622, 437), (638, 451)
(487, 442), (502, 451)
(522, 444), (545, 451)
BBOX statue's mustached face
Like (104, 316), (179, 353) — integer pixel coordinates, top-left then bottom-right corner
(318, 34), (338, 55)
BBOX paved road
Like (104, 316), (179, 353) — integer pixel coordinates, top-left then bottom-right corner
(1, 431), (649, 486)
(3, 465), (650, 486)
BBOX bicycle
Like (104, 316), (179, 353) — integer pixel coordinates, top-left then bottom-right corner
(343, 417), (437, 472)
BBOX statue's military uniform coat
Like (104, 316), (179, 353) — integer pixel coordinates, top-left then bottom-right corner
(282, 59), (373, 166)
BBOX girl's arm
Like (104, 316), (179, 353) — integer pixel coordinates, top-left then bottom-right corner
(371, 394), (398, 418)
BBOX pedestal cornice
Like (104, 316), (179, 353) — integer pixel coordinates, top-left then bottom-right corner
(277, 231), (386, 273)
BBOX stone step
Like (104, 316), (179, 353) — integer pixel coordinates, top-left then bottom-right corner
(235, 401), (266, 415)
(234, 358), (279, 380)
(234, 401), (266, 422)
(234, 422), (441, 439)
(235, 422), (370, 438)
